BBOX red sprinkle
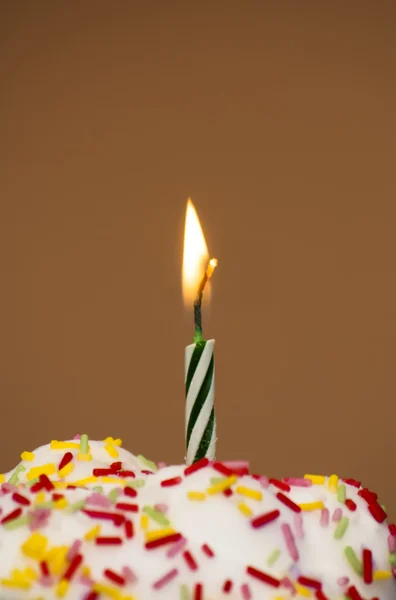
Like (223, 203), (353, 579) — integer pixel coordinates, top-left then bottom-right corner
(141, 470), (154, 475)
(201, 543), (215, 557)
(93, 468), (115, 477)
(110, 461), (122, 471)
(145, 533), (183, 550)
(123, 487), (137, 498)
(115, 502), (139, 513)
(124, 520), (134, 539)
(39, 561), (50, 576)
(52, 493), (65, 502)
(1, 508), (22, 525)
(363, 548), (373, 584)
(104, 568), (125, 586)
(315, 591), (329, 600)
(58, 452), (73, 471)
(251, 510), (280, 529)
(269, 478), (291, 492)
(153, 568), (179, 590)
(358, 488), (378, 504)
(95, 537), (123, 545)
(346, 586), (363, 600)
(194, 583), (203, 600)
(389, 524), (396, 536)
(184, 458), (210, 476)
(64, 554), (83, 581)
(82, 509), (125, 526)
(116, 470), (135, 478)
(212, 462), (233, 477)
(223, 488), (233, 497)
(223, 580), (233, 593)
(84, 593), (99, 600)
(342, 478), (361, 488)
(276, 492), (301, 513)
(160, 476), (182, 487)
(31, 474), (54, 493)
(183, 550), (198, 571)
(246, 566), (280, 588)
(368, 502), (387, 523)
(298, 576), (322, 590)
(12, 492), (30, 506)
(345, 499), (357, 512)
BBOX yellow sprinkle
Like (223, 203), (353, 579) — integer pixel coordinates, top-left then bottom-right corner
(56, 579), (69, 598)
(100, 477), (126, 485)
(52, 481), (68, 489)
(145, 528), (175, 542)
(235, 485), (263, 501)
(299, 501), (325, 511)
(140, 515), (149, 530)
(187, 491), (206, 501)
(104, 443), (119, 458)
(54, 498), (68, 510)
(104, 437), (122, 446)
(373, 570), (392, 580)
(206, 475), (237, 495)
(35, 492), (46, 504)
(21, 451), (35, 462)
(1, 579), (31, 589)
(21, 533), (48, 560)
(77, 452), (92, 462)
(93, 583), (122, 600)
(295, 583), (311, 597)
(328, 474), (339, 491)
(50, 441), (80, 450)
(84, 525), (101, 541)
(238, 502), (253, 517)
(72, 476), (98, 486)
(46, 546), (68, 575)
(0, 474), (4, 483)
(58, 463), (75, 478)
(81, 566), (91, 577)
(23, 567), (37, 581)
(304, 474), (325, 485)
(27, 463), (56, 481)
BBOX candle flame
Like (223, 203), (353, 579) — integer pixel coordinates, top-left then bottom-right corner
(182, 199), (216, 306)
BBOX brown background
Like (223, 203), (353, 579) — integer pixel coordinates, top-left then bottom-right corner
(0, 2), (395, 519)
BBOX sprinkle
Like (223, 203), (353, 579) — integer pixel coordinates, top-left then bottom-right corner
(344, 546), (363, 575)
(206, 475), (237, 495)
(368, 502), (387, 523)
(123, 487), (137, 498)
(332, 508), (343, 522)
(299, 502), (324, 511)
(201, 543), (215, 557)
(12, 492), (30, 506)
(104, 569), (125, 586)
(180, 583), (189, 600)
(345, 499), (357, 512)
(59, 463), (75, 478)
(236, 485), (263, 501)
(122, 566), (137, 583)
(125, 479), (145, 489)
(337, 484), (346, 504)
(77, 452), (92, 461)
(165, 536), (186, 558)
(79, 433), (89, 453)
(358, 488), (377, 503)
(108, 489), (120, 503)
(1, 507), (22, 525)
(92, 583), (122, 599)
(95, 536), (123, 545)
(183, 549), (198, 571)
(294, 513), (304, 538)
(276, 492), (301, 513)
(146, 528), (176, 542)
(8, 464), (26, 485)
(145, 533), (183, 549)
(104, 436), (122, 446)
(389, 524), (396, 536)
(212, 461), (233, 476)
(115, 502), (138, 513)
(389, 534), (396, 553)
(137, 454), (158, 472)
(223, 579), (233, 593)
(1, 579), (31, 590)
(320, 509), (329, 527)
(116, 470), (135, 478)
(68, 500), (86, 513)
(86, 493), (112, 508)
(284, 478), (312, 488)
(223, 460), (250, 475)
(0, 474), (4, 483)
(269, 478), (290, 492)
(373, 570), (392, 580)
(328, 474), (339, 491)
(304, 474), (325, 485)
(194, 583), (203, 600)
(363, 548), (373, 584)
(82, 509), (124, 526)
(240, 583), (252, 599)
(334, 516), (349, 539)
(84, 525), (101, 541)
(297, 576), (322, 590)
(63, 553), (82, 580)
(50, 441), (79, 450)
(125, 520), (134, 539)
(3, 514), (29, 530)
(22, 533), (48, 560)
(337, 576), (349, 586)
(104, 444), (119, 458)
(140, 514), (149, 529)
(21, 451), (35, 462)
(152, 567), (178, 589)
(246, 565), (280, 587)
(251, 509), (280, 529)
(281, 523), (299, 560)
(389, 553), (396, 566)
(58, 452), (73, 471)
(343, 478), (361, 488)
(267, 548), (281, 566)
(238, 502), (253, 517)
(184, 458), (209, 475)
(187, 491), (207, 501)
(143, 505), (170, 526)
(161, 476), (182, 487)
(73, 476), (98, 486)
(294, 584), (310, 597)
(27, 464), (56, 481)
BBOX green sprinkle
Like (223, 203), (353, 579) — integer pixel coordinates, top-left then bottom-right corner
(344, 546), (363, 575)
(126, 479), (145, 489)
(143, 505), (170, 526)
(389, 553), (396, 566)
(92, 486), (104, 493)
(3, 515), (29, 530)
(337, 484), (346, 504)
(180, 584), (189, 600)
(210, 477), (224, 485)
(68, 499), (86, 513)
(35, 501), (55, 509)
(334, 516), (350, 539)
(79, 433), (89, 454)
(267, 548), (281, 566)
(108, 489), (119, 504)
(26, 477), (39, 487)
(8, 464), (26, 485)
(137, 455), (158, 472)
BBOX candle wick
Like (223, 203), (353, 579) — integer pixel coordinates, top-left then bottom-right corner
(193, 258), (218, 343)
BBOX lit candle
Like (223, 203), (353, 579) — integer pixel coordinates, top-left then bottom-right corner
(182, 199), (218, 465)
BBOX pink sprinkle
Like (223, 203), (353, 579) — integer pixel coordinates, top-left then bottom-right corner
(294, 514), (304, 539)
(157, 462), (167, 468)
(39, 575), (54, 587)
(2, 483), (18, 494)
(241, 583), (252, 600)
(122, 566), (137, 584)
(332, 508), (343, 522)
(66, 539), (82, 561)
(285, 478), (312, 488)
(79, 575), (94, 586)
(388, 535), (396, 553)
(154, 503), (169, 513)
(281, 523), (299, 561)
(86, 493), (113, 508)
(73, 434), (81, 440)
(281, 577), (295, 592)
(29, 508), (51, 530)
(153, 568), (178, 589)
(320, 508), (329, 527)
(337, 576), (349, 587)
(259, 476), (269, 489)
(166, 537), (187, 558)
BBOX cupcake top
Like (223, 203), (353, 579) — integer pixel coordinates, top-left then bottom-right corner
(0, 435), (394, 600)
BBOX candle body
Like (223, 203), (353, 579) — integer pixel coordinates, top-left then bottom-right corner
(185, 339), (216, 465)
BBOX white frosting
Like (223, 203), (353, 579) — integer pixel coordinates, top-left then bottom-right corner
(0, 439), (393, 600)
